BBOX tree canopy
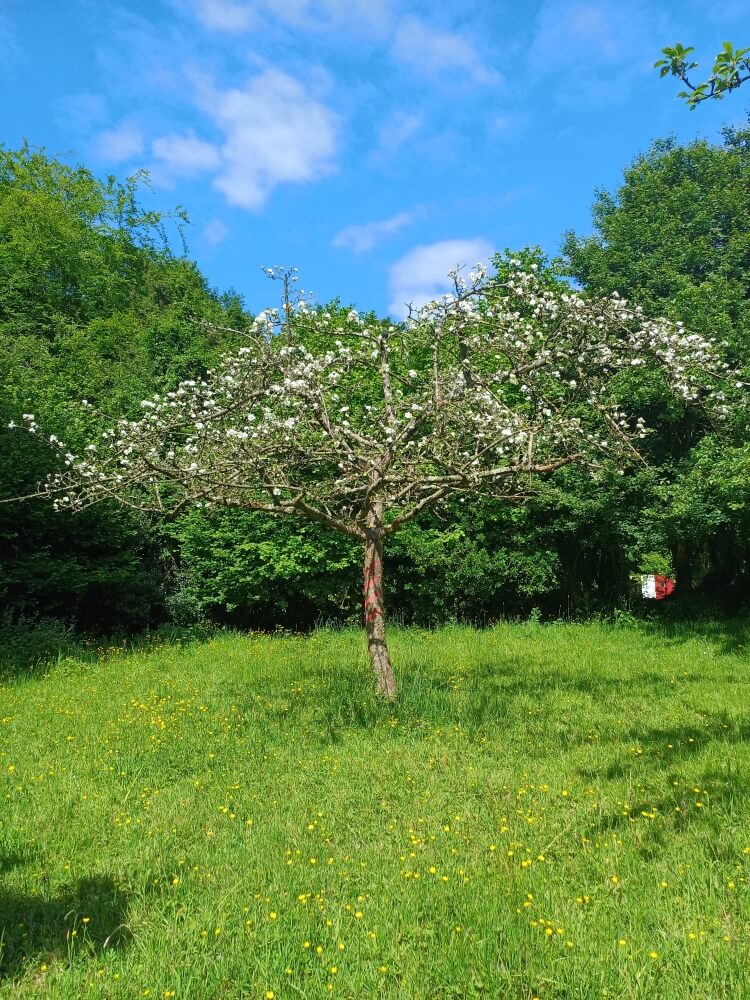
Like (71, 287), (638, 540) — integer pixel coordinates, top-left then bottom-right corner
(562, 124), (750, 598)
(0, 144), (243, 630)
(562, 124), (750, 351)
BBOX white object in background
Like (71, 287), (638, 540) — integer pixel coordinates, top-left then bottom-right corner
(641, 574), (676, 600)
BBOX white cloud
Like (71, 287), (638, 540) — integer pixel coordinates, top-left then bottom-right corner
(192, 0), (257, 32)
(388, 238), (494, 319)
(54, 93), (108, 133)
(491, 112), (529, 137)
(92, 122), (144, 163)
(202, 218), (230, 246)
(530, 0), (671, 93)
(392, 16), (501, 86)
(152, 132), (221, 174)
(190, 0), (393, 36)
(0, 10), (20, 69)
(370, 111), (423, 162)
(203, 69), (339, 210)
(142, 69), (339, 209)
(275, 0), (394, 35)
(333, 211), (417, 254)
(704, 0), (748, 20)
(557, 3), (621, 59)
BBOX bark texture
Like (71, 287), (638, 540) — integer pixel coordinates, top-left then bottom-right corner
(363, 506), (396, 699)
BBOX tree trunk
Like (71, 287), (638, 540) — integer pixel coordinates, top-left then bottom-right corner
(673, 541), (692, 593)
(363, 507), (396, 700)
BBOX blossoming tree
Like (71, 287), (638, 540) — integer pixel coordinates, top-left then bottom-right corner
(12, 260), (733, 698)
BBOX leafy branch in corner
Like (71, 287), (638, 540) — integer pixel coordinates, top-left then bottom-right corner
(656, 41), (750, 109)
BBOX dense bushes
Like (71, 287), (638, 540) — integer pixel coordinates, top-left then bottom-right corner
(562, 119), (750, 603)
(0, 144), (241, 633)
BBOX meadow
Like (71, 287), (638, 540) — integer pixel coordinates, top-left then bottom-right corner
(1, 621), (749, 999)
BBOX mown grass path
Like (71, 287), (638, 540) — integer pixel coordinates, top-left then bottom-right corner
(1, 623), (749, 998)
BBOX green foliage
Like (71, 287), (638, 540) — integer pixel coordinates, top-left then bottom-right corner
(637, 551), (675, 578)
(387, 499), (561, 623)
(0, 144), (243, 633)
(656, 41), (750, 108)
(561, 127), (750, 351)
(169, 499), (563, 629)
(561, 126), (750, 602)
(172, 509), (361, 628)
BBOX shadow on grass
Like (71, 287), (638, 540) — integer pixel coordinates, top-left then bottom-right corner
(314, 652), (713, 741)
(586, 729), (750, 851)
(315, 655), (627, 739)
(0, 622), (214, 682)
(576, 716), (750, 785)
(0, 630), (79, 682)
(0, 874), (130, 981)
(640, 616), (750, 657)
(0, 854), (26, 877)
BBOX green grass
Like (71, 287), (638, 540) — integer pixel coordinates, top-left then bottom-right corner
(1, 621), (749, 999)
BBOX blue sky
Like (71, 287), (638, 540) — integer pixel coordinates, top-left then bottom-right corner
(1, 0), (747, 318)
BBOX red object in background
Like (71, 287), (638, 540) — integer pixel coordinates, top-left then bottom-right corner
(654, 575), (676, 600)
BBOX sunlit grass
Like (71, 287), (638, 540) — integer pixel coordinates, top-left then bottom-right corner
(1, 621), (749, 998)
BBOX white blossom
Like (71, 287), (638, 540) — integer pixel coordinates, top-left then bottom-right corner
(15, 262), (735, 538)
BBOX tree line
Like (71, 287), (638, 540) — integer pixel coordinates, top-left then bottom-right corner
(1, 113), (750, 640)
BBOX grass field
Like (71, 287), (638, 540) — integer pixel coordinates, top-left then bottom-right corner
(1, 621), (749, 999)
